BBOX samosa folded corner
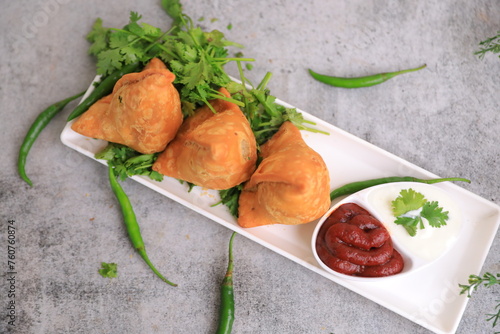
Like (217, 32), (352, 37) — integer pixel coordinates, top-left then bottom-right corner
(71, 58), (183, 154)
(237, 121), (331, 228)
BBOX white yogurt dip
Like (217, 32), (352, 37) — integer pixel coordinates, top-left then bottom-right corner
(366, 182), (462, 262)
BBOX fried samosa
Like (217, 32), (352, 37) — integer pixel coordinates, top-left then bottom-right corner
(152, 88), (257, 190)
(71, 58), (183, 154)
(237, 121), (331, 228)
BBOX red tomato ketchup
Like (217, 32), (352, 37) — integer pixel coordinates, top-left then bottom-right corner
(315, 203), (404, 277)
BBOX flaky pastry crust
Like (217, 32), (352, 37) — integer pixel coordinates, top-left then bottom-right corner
(237, 121), (330, 228)
(71, 58), (183, 154)
(152, 88), (257, 190)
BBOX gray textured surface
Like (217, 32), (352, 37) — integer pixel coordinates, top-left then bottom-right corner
(1, 0), (499, 333)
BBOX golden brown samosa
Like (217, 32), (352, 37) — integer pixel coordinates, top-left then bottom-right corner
(152, 88), (257, 190)
(237, 121), (330, 228)
(71, 58), (183, 154)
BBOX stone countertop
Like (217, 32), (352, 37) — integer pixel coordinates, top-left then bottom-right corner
(1, 1), (499, 333)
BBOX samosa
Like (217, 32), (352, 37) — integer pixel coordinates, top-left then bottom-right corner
(152, 88), (257, 190)
(237, 121), (330, 228)
(71, 58), (183, 154)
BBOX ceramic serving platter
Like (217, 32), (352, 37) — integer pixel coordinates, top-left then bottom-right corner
(60, 79), (500, 334)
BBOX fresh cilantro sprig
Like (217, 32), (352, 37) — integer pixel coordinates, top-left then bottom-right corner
(98, 262), (118, 278)
(213, 184), (244, 218)
(158, 18), (250, 114)
(459, 272), (500, 329)
(86, 10), (253, 116)
(391, 188), (427, 216)
(160, 0), (183, 29)
(228, 63), (328, 146)
(86, 12), (159, 76)
(420, 201), (449, 227)
(391, 188), (449, 236)
(475, 30), (500, 59)
(95, 143), (163, 182)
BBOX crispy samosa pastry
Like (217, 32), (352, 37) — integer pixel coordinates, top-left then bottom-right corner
(71, 58), (183, 154)
(237, 121), (330, 228)
(152, 88), (257, 190)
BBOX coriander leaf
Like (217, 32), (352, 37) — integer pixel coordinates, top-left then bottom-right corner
(182, 27), (205, 47)
(394, 216), (421, 237)
(94, 144), (115, 160)
(178, 42), (198, 62)
(179, 180), (196, 192)
(98, 262), (118, 278)
(391, 188), (427, 216)
(169, 59), (184, 73)
(96, 49), (123, 76)
(141, 23), (162, 38)
(421, 201), (449, 228)
(120, 45), (145, 64)
(161, 0), (184, 27)
(253, 90), (280, 118)
(205, 29), (226, 48)
(109, 32), (131, 49)
(125, 21), (145, 37)
(129, 12), (142, 24)
(181, 56), (209, 89)
(148, 171), (164, 182)
(87, 18), (110, 56)
(391, 188), (450, 237)
(95, 143), (163, 182)
(181, 100), (196, 116)
(216, 185), (243, 217)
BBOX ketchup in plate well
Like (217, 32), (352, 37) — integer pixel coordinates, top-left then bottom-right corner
(315, 203), (404, 277)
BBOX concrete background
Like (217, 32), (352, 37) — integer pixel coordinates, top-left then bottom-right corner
(1, 0), (499, 333)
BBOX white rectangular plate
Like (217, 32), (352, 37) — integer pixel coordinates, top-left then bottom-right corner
(61, 80), (500, 334)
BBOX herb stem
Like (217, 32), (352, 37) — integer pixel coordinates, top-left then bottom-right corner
(296, 125), (329, 135)
(256, 72), (273, 91)
(216, 57), (254, 62)
(236, 61), (248, 90)
(110, 27), (178, 59)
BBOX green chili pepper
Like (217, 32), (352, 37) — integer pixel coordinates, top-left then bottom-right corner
(330, 176), (471, 201)
(108, 165), (177, 287)
(18, 91), (85, 186)
(308, 64), (426, 88)
(215, 232), (236, 334)
(66, 62), (141, 121)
